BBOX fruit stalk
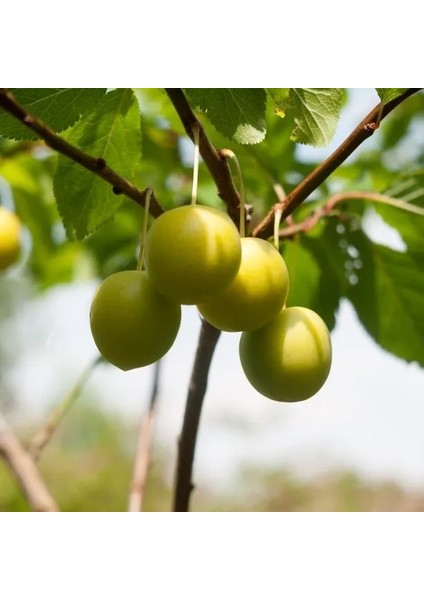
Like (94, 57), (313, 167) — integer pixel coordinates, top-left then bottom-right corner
(165, 89), (241, 225)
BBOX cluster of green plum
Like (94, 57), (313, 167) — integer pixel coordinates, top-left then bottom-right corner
(90, 204), (332, 403)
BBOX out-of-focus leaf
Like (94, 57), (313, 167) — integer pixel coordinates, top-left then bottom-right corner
(346, 228), (424, 365)
(376, 88), (409, 104)
(374, 169), (424, 252)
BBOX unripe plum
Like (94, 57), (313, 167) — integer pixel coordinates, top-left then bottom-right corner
(239, 306), (332, 402)
(198, 238), (289, 332)
(0, 206), (21, 271)
(90, 270), (181, 371)
(145, 205), (241, 305)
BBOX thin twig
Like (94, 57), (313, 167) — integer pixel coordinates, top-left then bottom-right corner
(0, 412), (59, 511)
(253, 88), (422, 239)
(165, 89), (241, 224)
(28, 356), (101, 462)
(279, 191), (424, 239)
(173, 319), (221, 512)
(0, 88), (163, 217)
(128, 361), (161, 512)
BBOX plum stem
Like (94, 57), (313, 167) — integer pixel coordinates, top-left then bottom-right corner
(274, 208), (282, 249)
(220, 149), (246, 237)
(137, 188), (152, 270)
(191, 124), (200, 206)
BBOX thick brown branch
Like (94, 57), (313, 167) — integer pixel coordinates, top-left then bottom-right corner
(0, 413), (58, 512)
(173, 319), (221, 512)
(165, 89), (241, 224)
(0, 88), (163, 217)
(128, 361), (161, 512)
(253, 88), (422, 239)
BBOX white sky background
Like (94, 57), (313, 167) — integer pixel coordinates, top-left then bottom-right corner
(2, 89), (424, 492)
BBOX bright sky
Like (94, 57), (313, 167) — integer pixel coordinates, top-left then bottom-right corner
(2, 89), (424, 492)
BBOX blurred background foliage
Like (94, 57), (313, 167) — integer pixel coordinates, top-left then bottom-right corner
(1, 89), (424, 511)
(1, 404), (424, 512)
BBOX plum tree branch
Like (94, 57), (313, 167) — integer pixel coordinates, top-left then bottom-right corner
(29, 356), (101, 462)
(165, 89), (241, 225)
(173, 319), (221, 512)
(0, 88), (163, 218)
(279, 191), (424, 239)
(128, 360), (161, 512)
(253, 88), (422, 239)
(0, 412), (59, 511)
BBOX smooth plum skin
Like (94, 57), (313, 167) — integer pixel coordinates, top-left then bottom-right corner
(145, 205), (242, 305)
(198, 238), (289, 332)
(90, 270), (181, 371)
(0, 207), (21, 271)
(239, 306), (332, 402)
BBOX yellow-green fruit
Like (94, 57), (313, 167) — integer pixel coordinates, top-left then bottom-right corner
(145, 205), (242, 305)
(0, 207), (21, 271)
(239, 306), (332, 402)
(198, 238), (289, 332)
(90, 270), (181, 371)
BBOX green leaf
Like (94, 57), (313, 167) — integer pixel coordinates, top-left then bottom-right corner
(266, 88), (290, 116)
(267, 88), (344, 147)
(185, 89), (266, 145)
(281, 220), (345, 330)
(54, 89), (142, 240)
(0, 89), (107, 141)
(374, 169), (424, 252)
(376, 88), (409, 103)
(346, 229), (424, 365)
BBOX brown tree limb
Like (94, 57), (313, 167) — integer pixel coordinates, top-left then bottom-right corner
(128, 360), (161, 512)
(28, 357), (101, 462)
(279, 191), (424, 239)
(173, 319), (221, 512)
(0, 88), (163, 217)
(0, 412), (59, 512)
(253, 88), (422, 239)
(165, 89), (241, 224)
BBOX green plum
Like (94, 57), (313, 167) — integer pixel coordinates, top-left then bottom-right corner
(0, 206), (21, 271)
(145, 205), (241, 305)
(198, 238), (289, 332)
(90, 270), (181, 371)
(239, 306), (332, 402)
